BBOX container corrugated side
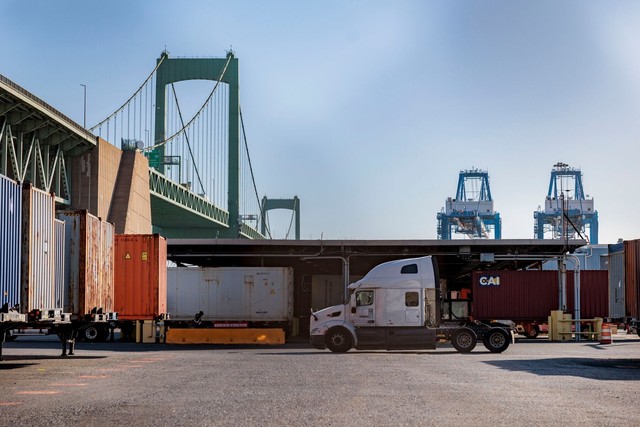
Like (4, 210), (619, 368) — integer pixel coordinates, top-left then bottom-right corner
(472, 270), (609, 321)
(0, 173), (22, 309)
(311, 275), (361, 311)
(53, 219), (65, 309)
(624, 240), (640, 319)
(114, 234), (167, 319)
(58, 211), (115, 316)
(101, 221), (115, 313)
(566, 270), (609, 319)
(607, 249), (626, 319)
(21, 185), (56, 312)
(166, 267), (293, 322)
(472, 270), (559, 321)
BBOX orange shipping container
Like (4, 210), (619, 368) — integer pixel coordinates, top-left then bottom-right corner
(114, 234), (167, 320)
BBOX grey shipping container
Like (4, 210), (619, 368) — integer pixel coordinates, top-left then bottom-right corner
(21, 184), (56, 312)
(623, 240), (640, 319)
(58, 210), (115, 317)
(167, 267), (294, 323)
(607, 249), (626, 319)
(0, 173), (22, 309)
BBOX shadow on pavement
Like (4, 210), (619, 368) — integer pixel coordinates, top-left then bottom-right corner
(484, 357), (640, 381)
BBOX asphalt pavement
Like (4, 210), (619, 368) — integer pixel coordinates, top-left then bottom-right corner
(1, 333), (639, 426)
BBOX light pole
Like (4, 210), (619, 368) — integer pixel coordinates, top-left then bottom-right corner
(80, 84), (87, 128)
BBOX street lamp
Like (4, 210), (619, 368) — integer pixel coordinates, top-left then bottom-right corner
(80, 84), (87, 128)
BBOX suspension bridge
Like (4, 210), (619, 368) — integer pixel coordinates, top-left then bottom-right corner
(0, 50), (300, 239)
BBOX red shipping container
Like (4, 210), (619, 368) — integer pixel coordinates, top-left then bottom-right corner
(472, 270), (609, 322)
(566, 271), (608, 319)
(114, 234), (167, 320)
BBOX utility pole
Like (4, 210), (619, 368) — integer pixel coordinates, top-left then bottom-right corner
(80, 84), (87, 128)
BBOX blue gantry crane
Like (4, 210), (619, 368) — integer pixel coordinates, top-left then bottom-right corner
(437, 169), (502, 239)
(534, 162), (598, 244)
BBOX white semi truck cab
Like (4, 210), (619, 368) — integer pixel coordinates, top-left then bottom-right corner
(310, 256), (512, 353)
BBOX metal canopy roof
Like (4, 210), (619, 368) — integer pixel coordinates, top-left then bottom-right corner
(166, 238), (587, 286)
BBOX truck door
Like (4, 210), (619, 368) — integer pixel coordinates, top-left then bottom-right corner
(351, 290), (375, 327)
(403, 291), (421, 325)
(351, 289), (385, 348)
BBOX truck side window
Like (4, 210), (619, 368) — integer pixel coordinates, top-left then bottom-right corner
(405, 292), (419, 307)
(356, 290), (374, 306)
(401, 264), (418, 274)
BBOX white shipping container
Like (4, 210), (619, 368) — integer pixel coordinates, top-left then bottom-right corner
(21, 185), (56, 312)
(167, 267), (294, 322)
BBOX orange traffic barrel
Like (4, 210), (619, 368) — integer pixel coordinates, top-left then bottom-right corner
(600, 323), (612, 344)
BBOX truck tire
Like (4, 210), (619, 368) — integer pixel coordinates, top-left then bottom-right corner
(451, 328), (477, 353)
(482, 328), (510, 353)
(325, 327), (353, 353)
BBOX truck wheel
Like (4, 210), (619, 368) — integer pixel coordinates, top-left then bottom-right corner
(482, 328), (510, 353)
(325, 327), (352, 353)
(451, 328), (477, 353)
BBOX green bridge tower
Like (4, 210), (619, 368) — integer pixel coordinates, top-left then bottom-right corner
(150, 51), (241, 238)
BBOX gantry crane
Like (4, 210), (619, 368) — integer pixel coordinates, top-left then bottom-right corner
(437, 169), (502, 239)
(533, 162), (598, 244)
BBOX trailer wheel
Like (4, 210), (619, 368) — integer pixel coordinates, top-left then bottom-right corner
(82, 325), (108, 342)
(451, 328), (477, 353)
(325, 327), (352, 353)
(482, 328), (510, 353)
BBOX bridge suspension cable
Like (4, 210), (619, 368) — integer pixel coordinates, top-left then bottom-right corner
(239, 105), (268, 237)
(89, 55), (166, 132)
(284, 197), (298, 239)
(169, 83), (205, 194)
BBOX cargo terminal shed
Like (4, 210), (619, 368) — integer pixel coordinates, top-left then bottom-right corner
(165, 238), (587, 336)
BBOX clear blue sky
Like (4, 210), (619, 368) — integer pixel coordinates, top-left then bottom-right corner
(2, 1), (639, 242)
